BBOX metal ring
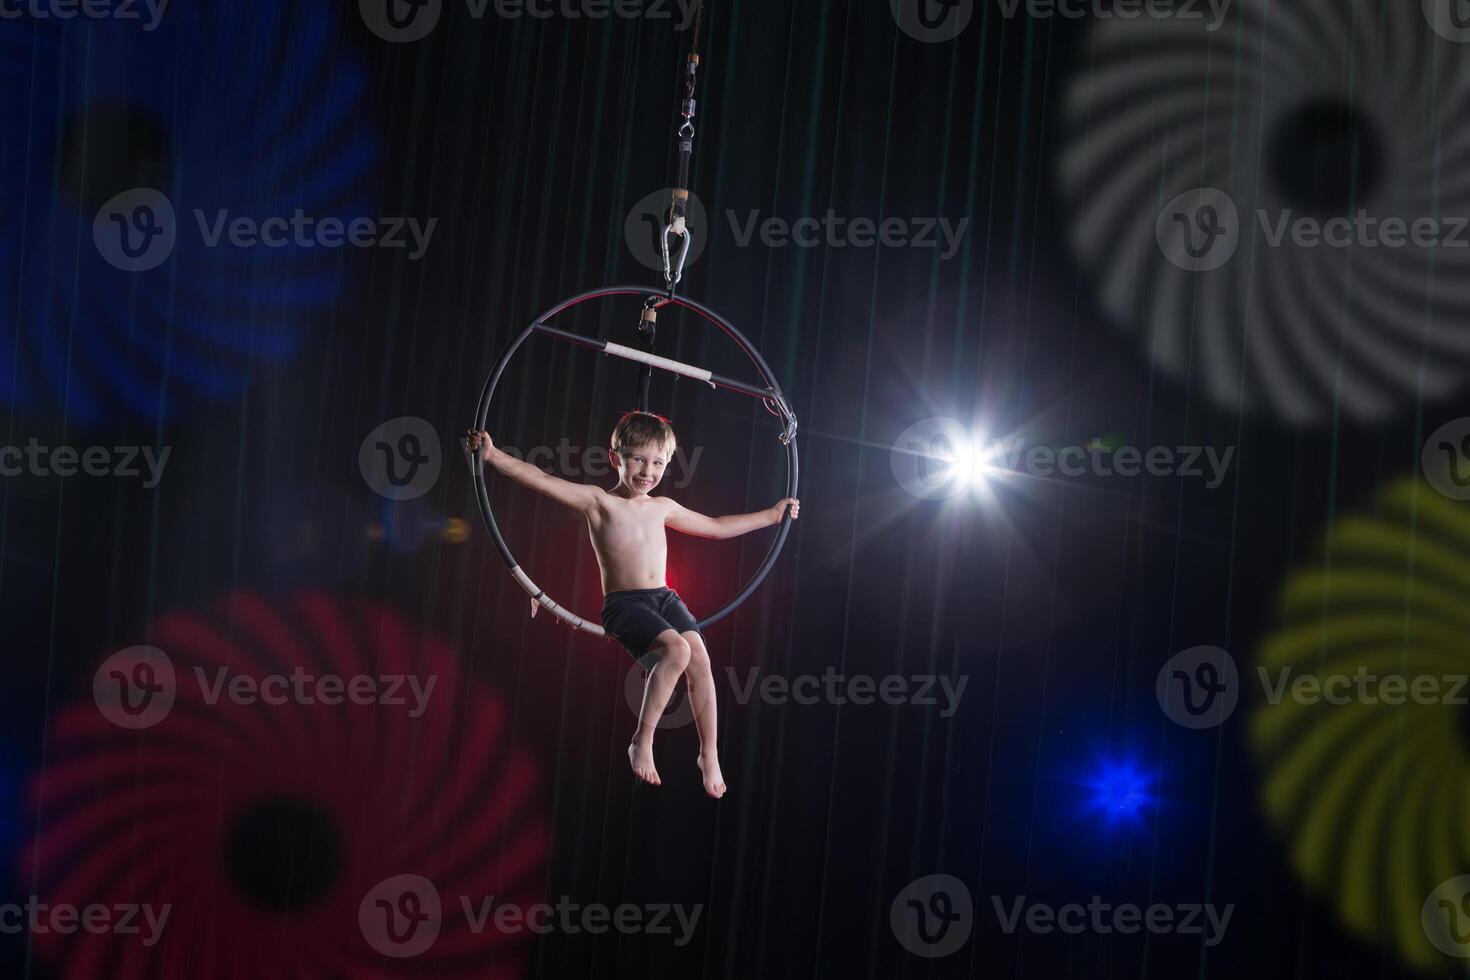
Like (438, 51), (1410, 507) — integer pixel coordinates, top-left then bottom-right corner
(473, 284), (799, 633)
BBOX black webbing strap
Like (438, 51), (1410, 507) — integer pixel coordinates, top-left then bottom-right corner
(634, 295), (659, 412)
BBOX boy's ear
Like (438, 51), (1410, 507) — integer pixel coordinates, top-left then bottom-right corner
(608, 448), (620, 469)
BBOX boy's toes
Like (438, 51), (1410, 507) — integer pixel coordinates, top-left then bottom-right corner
(628, 743), (661, 787)
(696, 755), (727, 798)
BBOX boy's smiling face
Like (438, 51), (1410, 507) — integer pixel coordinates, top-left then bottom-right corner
(611, 441), (669, 497)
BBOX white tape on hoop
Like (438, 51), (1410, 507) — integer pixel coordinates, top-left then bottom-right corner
(509, 565), (606, 636)
(602, 343), (715, 386)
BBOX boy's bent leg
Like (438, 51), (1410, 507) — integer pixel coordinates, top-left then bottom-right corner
(683, 631), (726, 799)
(629, 629), (692, 787)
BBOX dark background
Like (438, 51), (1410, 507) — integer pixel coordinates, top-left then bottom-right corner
(0, 0), (1462, 977)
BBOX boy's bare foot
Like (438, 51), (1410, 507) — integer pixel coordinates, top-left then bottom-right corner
(628, 741), (661, 786)
(696, 753), (726, 799)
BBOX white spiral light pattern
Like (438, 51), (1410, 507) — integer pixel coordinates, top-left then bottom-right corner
(1059, 1), (1470, 424)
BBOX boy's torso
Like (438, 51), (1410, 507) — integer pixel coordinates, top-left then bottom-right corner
(586, 492), (670, 593)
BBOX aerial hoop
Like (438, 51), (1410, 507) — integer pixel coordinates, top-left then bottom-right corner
(472, 284), (799, 636)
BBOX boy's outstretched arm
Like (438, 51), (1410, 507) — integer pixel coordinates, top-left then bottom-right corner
(665, 497), (800, 540)
(466, 429), (598, 513)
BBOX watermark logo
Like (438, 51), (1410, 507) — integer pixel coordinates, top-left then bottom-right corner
(0, 0), (170, 29)
(360, 0), (443, 41)
(361, 417), (441, 500)
(891, 416), (974, 500)
(891, 0), (973, 42)
(94, 188), (176, 272)
(623, 660), (695, 730)
(94, 190), (437, 270)
(1423, 417), (1470, 500)
(1156, 187), (1238, 272)
(1424, 0), (1470, 43)
(95, 655), (437, 729)
(93, 646), (176, 730)
(625, 187), (709, 275)
(359, 875), (701, 955)
(891, 874), (973, 957)
(1160, 190), (1470, 271)
(360, 874), (442, 957)
(1156, 645), (1238, 729)
(1425, 875), (1470, 957)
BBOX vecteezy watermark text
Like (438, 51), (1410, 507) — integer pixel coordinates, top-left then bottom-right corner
(358, 875), (700, 958)
(192, 666), (437, 717)
(727, 667), (967, 717)
(0, 0), (168, 29)
(725, 211), (969, 260)
(93, 188), (437, 272)
(94, 647), (437, 730)
(0, 439), (170, 487)
(890, 418), (1236, 500)
(1158, 188), (1470, 272)
(494, 439), (704, 490)
(1258, 666), (1470, 706)
(990, 895), (1233, 945)
(993, 0), (1231, 29)
(891, 0), (1228, 44)
(986, 438), (1235, 487)
(0, 897), (170, 946)
(359, 0), (699, 43)
(624, 189), (969, 274)
(1158, 645), (1470, 731)
(459, 895), (700, 944)
(626, 665), (968, 730)
(194, 210), (436, 260)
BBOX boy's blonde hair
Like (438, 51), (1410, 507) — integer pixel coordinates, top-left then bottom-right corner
(610, 411), (677, 457)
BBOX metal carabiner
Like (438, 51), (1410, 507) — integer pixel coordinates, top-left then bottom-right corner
(661, 222), (692, 285)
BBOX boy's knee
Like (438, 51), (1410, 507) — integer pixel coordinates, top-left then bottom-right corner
(655, 635), (692, 671)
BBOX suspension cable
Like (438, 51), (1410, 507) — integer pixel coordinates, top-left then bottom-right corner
(659, 0), (706, 294)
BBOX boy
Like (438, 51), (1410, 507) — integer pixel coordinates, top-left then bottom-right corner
(466, 412), (798, 798)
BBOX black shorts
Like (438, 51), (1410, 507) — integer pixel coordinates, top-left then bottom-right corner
(601, 587), (700, 666)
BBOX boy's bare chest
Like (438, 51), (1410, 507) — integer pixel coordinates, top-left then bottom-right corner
(589, 498), (666, 545)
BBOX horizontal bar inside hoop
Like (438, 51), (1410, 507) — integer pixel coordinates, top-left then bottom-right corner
(603, 343), (713, 383)
(532, 322), (606, 352)
(531, 319), (782, 403)
(508, 565), (605, 636)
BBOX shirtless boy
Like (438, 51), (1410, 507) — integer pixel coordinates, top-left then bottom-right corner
(466, 412), (798, 798)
